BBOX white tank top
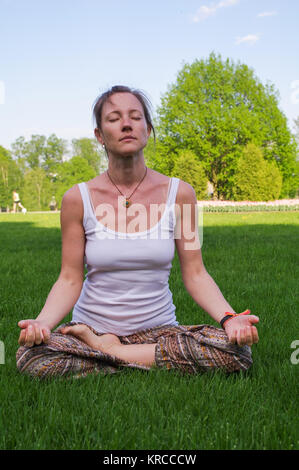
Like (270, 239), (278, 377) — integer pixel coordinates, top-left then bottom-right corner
(72, 177), (180, 335)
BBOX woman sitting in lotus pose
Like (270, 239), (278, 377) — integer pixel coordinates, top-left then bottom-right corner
(17, 85), (259, 378)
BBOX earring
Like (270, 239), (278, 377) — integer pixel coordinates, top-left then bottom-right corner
(102, 144), (105, 149)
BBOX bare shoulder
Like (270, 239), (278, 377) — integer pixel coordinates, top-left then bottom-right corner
(148, 168), (171, 185)
(85, 174), (105, 190)
(61, 184), (83, 221)
(176, 179), (197, 205)
(148, 169), (196, 203)
(61, 184), (82, 206)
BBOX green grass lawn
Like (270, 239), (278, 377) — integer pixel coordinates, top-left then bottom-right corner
(0, 211), (298, 450)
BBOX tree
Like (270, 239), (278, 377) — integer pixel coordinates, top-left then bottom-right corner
(22, 168), (53, 210)
(171, 150), (208, 199)
(143, 135), (157, 169)
(11, 134), (67, 175)
(42, 134), (67, 176)
(293, 116), (299, 155)
(71, 138), (105, 173)
(10, 137), (27, 174)
(11, 135), (46, 170)
(293, 117), (299, 197)
(0, 146), (23, 209)
(54, 156), (97, 207)
(155, 52), (298, 199)
(232, 143), (282, 201)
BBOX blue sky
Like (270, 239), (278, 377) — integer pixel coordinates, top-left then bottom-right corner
(0, 0), (298, 152)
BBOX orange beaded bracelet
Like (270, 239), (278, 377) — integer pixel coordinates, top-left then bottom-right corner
(220, 309), (251, 329)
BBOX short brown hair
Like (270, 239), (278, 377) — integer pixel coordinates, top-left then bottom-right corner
(92, 85), (156, 142)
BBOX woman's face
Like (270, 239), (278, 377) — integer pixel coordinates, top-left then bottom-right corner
(95, 92), (151, 157)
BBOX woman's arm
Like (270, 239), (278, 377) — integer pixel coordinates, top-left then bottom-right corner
(174, 181), (259, 346)
(18, 185), (86, 346)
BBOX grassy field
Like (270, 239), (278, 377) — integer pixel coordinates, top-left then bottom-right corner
(0, 211), (298, 450)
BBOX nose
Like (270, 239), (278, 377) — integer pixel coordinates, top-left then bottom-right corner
(121, 123), (133, 132)
(121, 116), (133, 131)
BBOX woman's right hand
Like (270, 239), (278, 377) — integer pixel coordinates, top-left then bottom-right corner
(18, 319), (51, 347)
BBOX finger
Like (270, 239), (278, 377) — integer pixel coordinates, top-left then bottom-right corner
(251, 326), (259, 344)
(228, 329), (238, 344)
(18, 329), (26, 346)
(248, 315), (259, 324)
(18, 320), (31, 329)
(245, 326), (253, 346)
(25, 325), (35, 347)
(42, 328), (51, 343)
(33, 324), (42, 345)
(237, 328), (245, 347)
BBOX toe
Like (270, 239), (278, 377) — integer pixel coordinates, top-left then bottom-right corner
(60, 327), (69, 334)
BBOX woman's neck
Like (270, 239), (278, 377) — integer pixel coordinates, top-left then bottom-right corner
(106, 154), (147, 186)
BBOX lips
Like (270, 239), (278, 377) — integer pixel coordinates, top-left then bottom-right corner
(120, 136), (136, 141)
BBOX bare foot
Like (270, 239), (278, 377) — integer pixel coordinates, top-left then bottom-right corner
(60, 324), (121, 354)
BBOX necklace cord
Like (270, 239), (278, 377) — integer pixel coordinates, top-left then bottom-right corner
(106, 167), (148, 201)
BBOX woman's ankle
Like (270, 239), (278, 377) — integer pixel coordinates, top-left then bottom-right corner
(107, 343), (157, 366)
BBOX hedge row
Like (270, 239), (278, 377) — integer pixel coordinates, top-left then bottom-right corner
(200, 205), (299, 212)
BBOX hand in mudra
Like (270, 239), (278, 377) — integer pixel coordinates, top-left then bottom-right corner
(224, 315), (259, 347)
(18, 319), (51, 347)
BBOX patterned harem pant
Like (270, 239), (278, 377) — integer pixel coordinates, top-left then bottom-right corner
(16, 321), (253, 379)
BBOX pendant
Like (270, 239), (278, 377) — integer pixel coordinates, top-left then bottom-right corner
(124, 199), (131, 208)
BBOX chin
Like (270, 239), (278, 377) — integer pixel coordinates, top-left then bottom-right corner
(118, 147), (144, 157)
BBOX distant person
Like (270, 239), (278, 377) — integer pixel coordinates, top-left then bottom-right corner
(12, 190), (26, 213)
(49, 196), (57, 211)
(17, 85), (259, 379)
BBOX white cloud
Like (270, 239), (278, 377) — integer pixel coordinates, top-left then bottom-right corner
(257, 11), (278, 18)
(235, 34), (260, 45)
(192, 5), (217, 22)
(192, 0), (240, 22)
(218, 0), (239, 6)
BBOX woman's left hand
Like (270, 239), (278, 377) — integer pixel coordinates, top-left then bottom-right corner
(224, 314), (259, 347)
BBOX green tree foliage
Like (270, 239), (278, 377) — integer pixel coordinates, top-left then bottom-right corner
(294, 116), (299, 152)
(11, 135), (46, 170)
(171, 150), (208, 199)
(10, 134), (100, 209)
(42, 134), (68, 176)
(10, 137), (27, 174)
(71, 137), (105, 173)
(292, 117), (299, 197)
(54, 156), (97, 207)
(232, 143), (282, 201)
(154, 52), (297, 199)
(11, 134), (67, 176)
(143, 135), (157, 168)
(22, 168), (53, 210)
(0, 146), (23, 208)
